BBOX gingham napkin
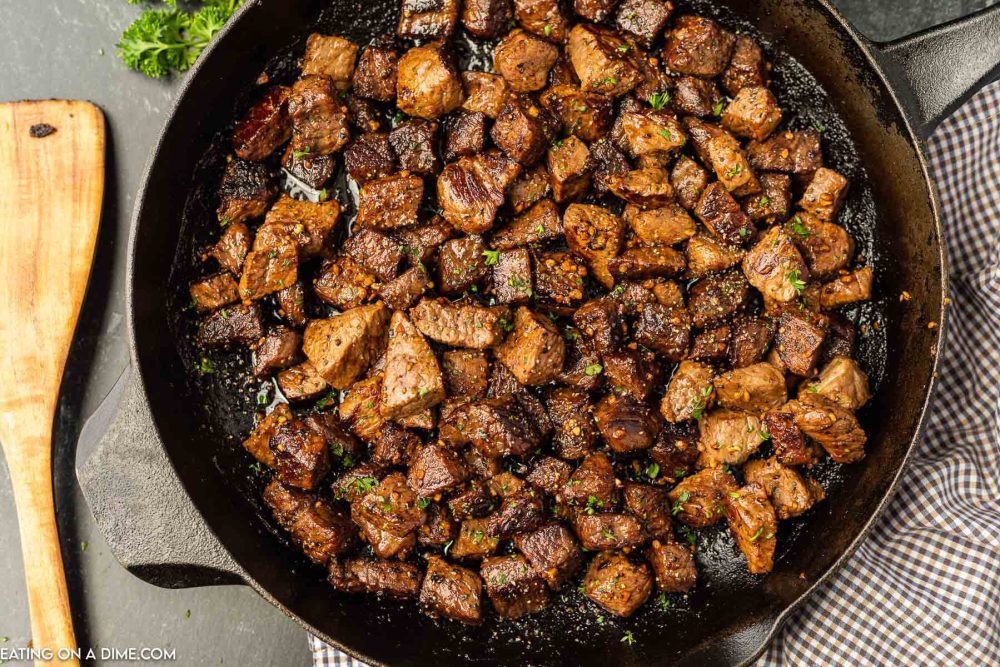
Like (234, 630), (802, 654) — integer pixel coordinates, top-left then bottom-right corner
(311, 80), (1000, 667)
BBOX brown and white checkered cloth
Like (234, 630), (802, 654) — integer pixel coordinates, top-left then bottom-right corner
(311, 80), (1000, 667)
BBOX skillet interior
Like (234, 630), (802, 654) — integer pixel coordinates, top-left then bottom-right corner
(130, 0), (944, 664)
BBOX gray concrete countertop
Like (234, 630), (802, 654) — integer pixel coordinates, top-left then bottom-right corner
(0, 1), (991, 665)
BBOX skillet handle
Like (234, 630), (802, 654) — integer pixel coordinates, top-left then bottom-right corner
(75, 366), (245, 588)
(869, 5), (1000, 139)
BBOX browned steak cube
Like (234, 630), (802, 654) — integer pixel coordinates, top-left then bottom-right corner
(492, 94), (559, 166)
(668, 468), (738, 528)
(539, 85), (614, 143)
(328, 558), (423, 598)
(343, 227), (404, 282)
(438, 150), (522, 233)
(723, 35), (767, 95)
(394, 221), (454, 266)
(515, 0), (570, 42)
(314, 256), (378, 310)
(567, 25), (641, 97)
(380, 310), (445, 419)
(288, 76), (350, 156)
(660, 359), (714, 423)
(623, 483), (672, 540)
(563, 204), (626, 288)
(397, 42), (465, 120)
(634, 302), (691, 359)
(206, 221), (251, 276)
(398, 0), (460, 39)
(649, 421), (699, 479)
(572, 298), (624, 354)
(387, 120), (438, 176)
(450, 517), (501, 560)
(263, 480), (356, 564)
(742, 226), (809, 304)
(646, 540), (696, 592)
(419, 503), (458, 547)
(438, 236), (489, 295)
(408, 443), (470, 497)
(673, 76), (721, 117)
(494, 199), (563, 251)
(481, 554), (550, 619)
(558, 328), (603, 390)
(697, 408), (766, 468)
(590, 137), (631, 195)
(278, 362), (329, 402)
(534, 251), (588, 307)
(776, 310), (829, 376)
(487, 490), (546, 538)
(722, 86), (782, 141)
(744, 457), (825, 519)
(282, 146), (336, 190)
(594, 393), (662, 452)
(301, 33), (358, 86)
(411, 298), (511, 349)
(606, 167), (673, 209)
(242, 403), (291, 467)
(233, 86), (291, 161)
(819, 266), (873, 310)
(345, 94), (387, 134)
(763, 409), (816, 466)
(439, 395), (543, 458)
(664, 157), (705, 213)
(507, 164), (553, 213)
(573, 0), (618, 21)
(303, 303), (390, 389)
(548, 136), (593, 203)
(190, 273), (240, 313)
(800, 167), (849, 221)
(664, 15), (735, 78)
(616, 0), (673, 47)
(356, 174), (424, 229)
(729, 315), (775, 369)
(420, 555), (482, 624)
(787, 212), (855, 279)
(608, 244), (686, 282)
(343, 133), (397, 184)
(573, 512), (648, 551)
(441, 350), (490, 398)
(747, 130), (823, 174)
(494, 29), (560, 93)
(705, 132), (757, 194)
(486, 471), (525, 498)
(369, 422), (419, 467)
(785, 393), (867, 463)
(688, 270), (751, 329)
(353, 45), (399, 103)
(618, 108), (688, 157)
(603, 348), (661, 401)
(546, 387), (598, 459)
(379, 267), (428, 312)
(353, 472), (427, 539)
(583, 551), (653, 617)
(491, 248), (535, 305)
(564, 452), (617, 510)
(448, 480), (496, 521)
(354, 513), (417, 560)
(442, 110), (487, 162)
(495, 307), (565, 385)
(461, 71), (511, 119)
(715, 362), (787, 412)
(270, 418), (330, 490)
(337, 375), (386, 443)
(724, 483), (777, 574)
(526, 456), (573, 496)
(461, 0), (513, 38)
(252, 325), (301, 377)
(743, 172), (791, 222)
(263, 195), (341, 257)
(623, 203), (695, 247)
(514, 524), (582, 590)
(685, 233), (742, 278)
(198, 303), (264, 348)
(217, 159), (277, 226)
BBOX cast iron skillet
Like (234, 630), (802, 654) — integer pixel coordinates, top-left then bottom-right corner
(78, 1), (1000, 665)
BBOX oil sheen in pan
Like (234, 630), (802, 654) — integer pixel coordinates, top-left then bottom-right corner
(164, 1), (888, 659)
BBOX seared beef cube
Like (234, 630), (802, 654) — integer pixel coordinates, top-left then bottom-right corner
(697, 408), (766, 467)
(262, 195), (341, 257)
(412, 298), (511, 349)
(314, 256), (377, 310)
(743, 226), (810, 303)
(440, 395), (542, 457)
(398, 0), (460, 39)
(715, 362), (787, 412)
(706, 132), (757, 194)
(304, 303), (390, 388)
(526, 456), (573, 495)
(491, 248), (534, 305)
(275, 282), (308, 328)
(680, 116), (722, 163)
(646, 540), (696, 592)
(371, 423), (420, 467)
(603, 348), (661, 401)
(396, 42), (465, 120)
(443, 111), (487, 162)
(488, 489), (546, 538)
(461, 0), (513, 38)
(395, 221), (454, 267)
(650, 421), (700, 479)
(786, 393), (867, 463)
(332, 464), (385, 503)
(495, 307), (565, 385)
(494, 29), (560, 93)
(515, 0), (570, 42)
(568, 25), (641, 97)
(590, 137), (631, 195)
(787, 212), (855, 279)
(608, 244), (686, 281)
(563, 204), (626, 288)
(540, 85), (615, 143)
(352, 46), (399, 103)
(508, 165), (553, 214)
(688, 270), (751, 329)
(419, 503), (458, 547)
(301, 34), (358, 87)
(354, 472), (427, 539)
(574, 512), (647, 551)
(664, 15), (735, 78)
(729, 316), (775, 369)
(380, 311), (445, 420)
(558, 329), (603, 390)
(438, 236), (489, 295)
(619, 108), (688, 157)
(343, 133), (396, 184)
(233, 86), (291, 161)
(534, 251), (588, 307)
(346, 94), (387, 133)
(563, 451), (617, 507)
(548, 136), (593, 203)
(450, 518), (501, 560)
(190, 273), (240, 312)
(380, 266), (430, 311)
(547, 387), (598, 459)
(616, 0), (672, 47)
(493, 199), (562, 250)
(338, 375), (386, 442)
(355, 514), (417, 559)
(270, 418), (330, 490)
(690, 325), (730, 362)
(722, 86), (783, 142)
(263, 480), (355, 564)
(668, 468), (738, 528)
(673, 76), (722, 117)
(775, 310), (829, 376)
(278, 362), (330, 402)
(356, 174), (424, 229)
(448, 480), (496, 520)
(282, 146), (336, 190)
(572, 298), (624, 354)
(606, 167), (673, 209)
(763, 409), (813, 466)
(439, 150), (523, 233)
(819, 267), (872, 310)
(594, 393), (662, 452)
(514, 524), (582, 590)
(288, 76), (350, 156)
(660, 360), (715, 422)
(481, 554), (549, 619)
(242, 403), (291, 467)
(408, 443), (469, 497)
(623, 483), (672, 540)
(492, 94), (559, 167)
(461, 71), (511, 119)
(724, 483), (777, 574)
(583, 551), (653, 617)
(217, 159), (277, 225)
(328, 558), (423, 598)
(442, 350), (490, 398)
(744, 457), (825, 519)
(253, 325), (301, 378)
(747, 130), (823, 174)
(389, 120), (440, 176)
(743, 173), (791, 222)
(686, 233), (743, 277)
(667, 156), (706, 212)
(198, 303), (264, 348)
(800, 167), (849, 221)
(574, 0), (620, 21)
(420, 555), (482, 624)
(634, 303), (691, 360)
(487, 471), (526, 498)
(207, 221), (251, 277)
(723, 35), (767, 95)
(344, 228), (404, 282)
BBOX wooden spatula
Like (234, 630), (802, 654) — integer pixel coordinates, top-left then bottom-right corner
(0, 101), (105, 665)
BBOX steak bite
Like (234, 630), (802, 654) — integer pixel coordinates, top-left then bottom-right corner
(449, 480), (496, 520)
(616, 0), (673, 47)
(559, 328), (604, 390)
(398, 0), (460, 39)
(664, 15), (735, 78)
(714, 362), (787, 412)
(461, 72), (511, 119)
(198, 303), (265, 348)
(670, 156), (708, 210)
(487, 490), (547, 538)
(263, 481), (356, 564)
(283, 146), (336, 190)
(582, 551), (653, 617)
(786, 213), (855, 279)
(594, 393), (663, 452)
(206, 221), (251, 276)
(623, 483), (672, 541)
(608, 244), (686, 281)
(618, 108), (688, 156)
(808, 356), (870, 410)
(547, 387), (599, 459)
(253, 325), (302, 378)
(328, 558), (423, 598)
(548, 136), (594, 203)
(439, 395), (543, 458)
(625, 201), (697, 246)
(661, 360), (715, 423)
(689, 324), (730, 363)
(562, 203), (626, 288)
(668, 467), (737, 528)
(819, 266), (873, 309)
(493, 199), (562, 250)
(747, 130), (823, 174)
(728, 315), (774, 369)
(314, 256), (378, 310)
(443, 110), (487, 162)
(540, 85), (615, 143)
(743, 173), (792, 222)
(515, 0), (571, 42)
(602, 348), (661, 401)
(356, 174), (424, 229)
(371, 423), (421, 467)
(514, 523), (583, 590)
(438, 150), (523, 233)
(233, 86), (292, 161)
(742, 226), (810, 304)
(190, 273), (240, 312)
(303, 303), (390, 389)
(389, 119), (442, 177)
(646, 540), (697, 592)
(262, 195), (341, 257)
(634, 302), (691, 360)
(572, 297), (625, 353)
(396, 42), (465, 120)
(271, 418), (331, 490)
(344, 227), (404, 281)
(495, 307), (565, 385)
(673, 75), (722, 118)
(301, 34), (359, 87)
(785, 393), (867, 463)
(217, 159), (278, 226)
(697, 408), (766, 467)
(723, 35), (767, 95)
(420, 555), (483, 625)
(352, 45), (399, 103)
(276, 281), (308, 328)
(567, 24), (642, 97)
(395, 221), (453, 267)
(380, 311), (445, 419)
(481, 554), (550, 619)
(526, 457), (573, 496)
(685, 233), (744, 278)
(590, 137), (631, 195)
(606, 167), (674, 208)
(495, 29), (560, 92)
(344, 132), (397, 184)
(573, 512), (648, 551)
(442, 350), (490, 398)
(743, 457), (825, 519)
(354, 472), (427, 538)
(688, 269), (751, 329)
(800, 167), (849, 221)
(721, 86), (783, 141)
(775, 309), (829, 377)
(450, 517), (501, 560)
(288, 76), (351, 156)
(278, 362), (330, 402)
(651, 421), (701, 480)
(379, 265), (431, 311)
(705, 131), (756, 193)
(491, 248), (535, 305)
(763, 409), (815, 466)
(563, 451), (618, 508)
(696, 182), (755, 246)
(463, 0), (514, 38)
(408, 442), (470, 496)
(338, 375), (386, 442)
(573, 0), (619, 21)
(243, 403), (292, 467)
(724, 483), (777, 574)
(438, 236), (489, 295)
(411, 298), (511, 349)
(492, 94), (560, 166)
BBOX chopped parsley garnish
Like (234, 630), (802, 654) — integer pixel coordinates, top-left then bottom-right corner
(351, 476), (379, 495)
(601, 528), (615, 540)
(318, 188), (330, 202)
(645, 462), (660, 480)
(198, 357), (214, 374)
(602, 76), (619, 87)
(292, 147), (311, 160)
(315, 391), (337, 409)
(726, 163), (743, 179)
(543, 24), (553, 37)
(656, 592), (670, 609)
(672, 490), (690, 515)
(611, 284), (626, 297)
(749, 527), (765, 542)
(728, 491), (741, 500)
(418, 386), (428, 398)
(616, 44), (631, 53)
(807, 383), (820, 393)
(738, 226), (749, 238)
(713, 99), (725, 116)
(621, 631), (636, 646)
(507, 275), (534, 296)
(648, 91), (670, 110)
(790, 215), (812, 236)
(471, 529), (485, 544)
(657, 127), (673, 141)
(584, 495), (605, 515)
(482, 249), (501, 266)
(584, 363), (604, 376)
(787, 269), (807, 293)
(758, 195), (770, 207)
(689, 386), (714, 421)
(417, 497), (431, 509)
